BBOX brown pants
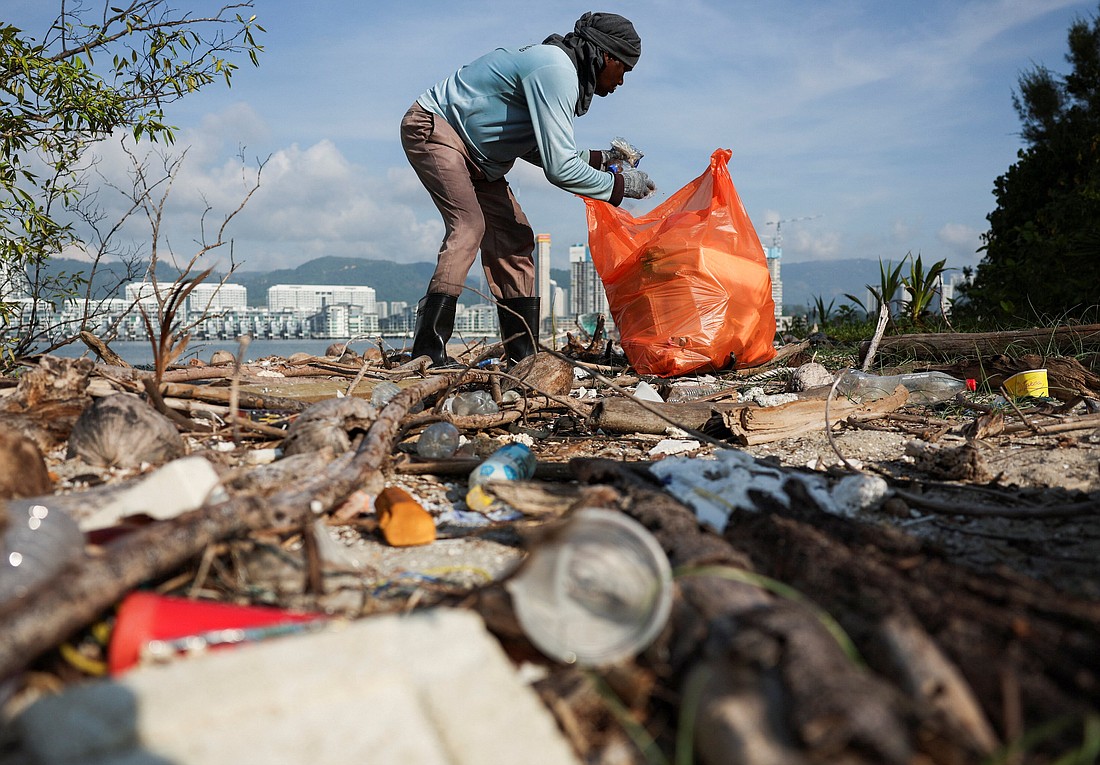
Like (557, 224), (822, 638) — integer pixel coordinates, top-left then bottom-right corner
(400, 103), (535, 300)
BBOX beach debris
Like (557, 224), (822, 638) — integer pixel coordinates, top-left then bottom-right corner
(632, 380), (663, 402)
(374, 486), (437, 547)
(64, 456), (226, 532)
(501, 351), (575, 397)
(466, 442), (537, 511)
(0, 501), (85, 614)
(649, 448), (891, 529)
(789, 361), (834, 391)
(416, 421), (461, 459)
(66, 392), (187, 468)
(0, 427), (52, 500)
(505, 508), (673, 667)
(0, 356), (95, 451)
(281, 397), (379, 456)
(0, 338), (1098, 765)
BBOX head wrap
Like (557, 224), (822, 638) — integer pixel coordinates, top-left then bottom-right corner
(543, 12), (641, 116)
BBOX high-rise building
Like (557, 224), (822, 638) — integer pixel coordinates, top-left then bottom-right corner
(765, 245), (783, 319)
(568, 243), (608, 317)
(267, 284), (376, 314)
(535, 233), (552, 333)
(124, 282), (165, 311)
(187, 283), (247, 313)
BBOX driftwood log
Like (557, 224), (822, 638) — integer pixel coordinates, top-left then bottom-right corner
(722, 387), (908, 445)
(0, 357), (96, 452)
(591, 388), (908, 445)
(722, 479), (1100, 760)
(859, 324), (1100, 362)
(158, 381), (310, 412)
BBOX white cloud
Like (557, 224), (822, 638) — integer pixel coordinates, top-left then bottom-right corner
(938, 222), (985, 265)
(78, 114), (446, 272)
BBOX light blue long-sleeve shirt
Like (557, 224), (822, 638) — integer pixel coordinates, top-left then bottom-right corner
(417, 44), (615, 201)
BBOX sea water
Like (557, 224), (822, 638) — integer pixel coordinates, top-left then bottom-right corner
(42, 337), (484, 367)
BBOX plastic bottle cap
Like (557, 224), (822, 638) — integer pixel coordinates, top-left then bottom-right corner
(465, 484), (495, 512)
(505, 508), (673, 667)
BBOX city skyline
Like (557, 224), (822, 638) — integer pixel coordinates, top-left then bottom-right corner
(3, 236), (626, 344)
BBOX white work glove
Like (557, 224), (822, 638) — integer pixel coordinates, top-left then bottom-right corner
(621, 168), (656, 199)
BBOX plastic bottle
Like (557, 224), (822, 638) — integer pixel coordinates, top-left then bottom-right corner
(416, 421), (460, 459)
(466, 442), (536, 510)
(370, 381), (402, 406)
(836, 370), (970, 404)
(607, 136), (644, 174)
(664, 383), (724, 403)
(452, 390), (499, 416)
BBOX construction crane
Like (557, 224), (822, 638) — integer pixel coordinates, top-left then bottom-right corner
(764, 215), (822, 249)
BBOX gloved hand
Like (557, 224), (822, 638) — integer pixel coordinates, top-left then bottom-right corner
(621, 168), (656, 199)
(593, 138), (644, 172)
(608, 137), (644, 170)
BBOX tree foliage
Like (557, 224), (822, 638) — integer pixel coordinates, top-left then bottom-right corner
(959, 4), (1100, 324)
(0, 1), (264, 350)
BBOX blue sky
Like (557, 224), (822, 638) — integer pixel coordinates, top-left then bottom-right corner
(9, 0), (1099, 275)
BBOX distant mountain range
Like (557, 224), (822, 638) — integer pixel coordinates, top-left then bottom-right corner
(36, 255), (892, 314)
(778, 257), (893, 310)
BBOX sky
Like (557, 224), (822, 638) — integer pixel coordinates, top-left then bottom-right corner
(9, 0), (1100, 278)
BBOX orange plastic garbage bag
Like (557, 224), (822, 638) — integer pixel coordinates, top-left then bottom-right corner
(584, 149), (776, 377)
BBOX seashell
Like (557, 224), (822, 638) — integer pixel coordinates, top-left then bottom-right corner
(0, 427), (52, 501)
(281, 397), (378, 457)
(66, 393), (186, 468)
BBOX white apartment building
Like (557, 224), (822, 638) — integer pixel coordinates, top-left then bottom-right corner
(187, 283), (247, 313)
(267, 284), (377, 314)
(123, 281), (165, 311)
(312, 304), (380, 337)
(454, 303), (498, 335)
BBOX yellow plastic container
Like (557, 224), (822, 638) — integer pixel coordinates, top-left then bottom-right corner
(1003, 369), (1048, 398)
(375, 486), (436, 547)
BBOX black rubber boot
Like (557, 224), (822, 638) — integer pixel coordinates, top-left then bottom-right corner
(411, 293), (458, 366)
(497, 296), (541, 364)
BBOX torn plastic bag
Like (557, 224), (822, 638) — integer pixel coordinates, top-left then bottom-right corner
(584, 149), (776, 377)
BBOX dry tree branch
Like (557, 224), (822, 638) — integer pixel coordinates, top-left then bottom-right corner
(862, 300), (891, 372)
